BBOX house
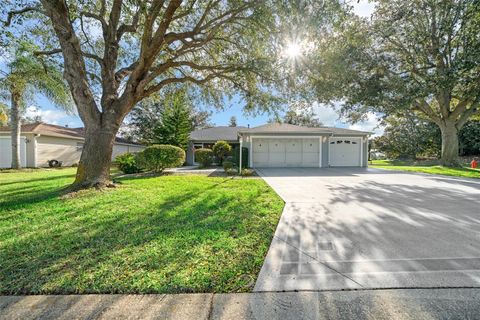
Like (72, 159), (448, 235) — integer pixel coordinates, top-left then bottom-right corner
(186, 126), (246, 165)
(187, 123), (370, 167)
(0, 122), (144, 168)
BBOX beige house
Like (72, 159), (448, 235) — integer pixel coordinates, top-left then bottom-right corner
(0, 122), (144, 168)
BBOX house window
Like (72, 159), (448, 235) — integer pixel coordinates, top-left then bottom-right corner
(76, 142), (84, 151)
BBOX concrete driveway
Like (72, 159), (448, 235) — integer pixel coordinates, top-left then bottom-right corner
(254, 167), (480, 292)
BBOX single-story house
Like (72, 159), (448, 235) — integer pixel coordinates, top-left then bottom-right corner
(0, 122), (144, 168)
(186, 126), (246, 165)
(186, 123), (370, 167)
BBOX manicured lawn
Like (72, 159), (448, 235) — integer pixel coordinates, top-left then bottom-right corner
(0, 168), (284, 294)
(371, 159), (480, 179)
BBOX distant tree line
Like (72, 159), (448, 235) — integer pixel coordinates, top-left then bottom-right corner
(373, 116), (480, 159)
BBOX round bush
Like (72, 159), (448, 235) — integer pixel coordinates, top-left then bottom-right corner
(223, 160), (234, 170)
(115, 152), (141, 174)
(241, 168), (255, 176)
(212, 140), (232, 164)
(195, 148), (214, 168)
(138, 145), (185, 172)
(225, 168), (238, 176)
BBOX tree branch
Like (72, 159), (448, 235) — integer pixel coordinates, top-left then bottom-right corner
(4, 6), (44, 26)
(414, 98), (441, 124)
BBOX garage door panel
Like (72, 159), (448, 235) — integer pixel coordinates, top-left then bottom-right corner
(268, 140), (285, 152)
(330, 138), (361, 167)
(285, 153), (302, 166)
(302, 152), (319, 167)
(285, 139), (302, 152)
(253, 139), (268, 152)
(269, 152), (285, 164)
(253, 152), (269, 164)
(303, 139), (319, 152)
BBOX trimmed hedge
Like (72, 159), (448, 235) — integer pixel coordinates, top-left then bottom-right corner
(138, 145), (185, 172)
(233, 146), (249, 169)
(195, 148), (214, 168)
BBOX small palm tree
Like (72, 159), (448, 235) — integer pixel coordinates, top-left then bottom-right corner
(0, 41), (72, 169)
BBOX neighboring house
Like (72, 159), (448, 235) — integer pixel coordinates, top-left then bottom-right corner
(187, 123), (370, 167)
(0, 122), (144, 168)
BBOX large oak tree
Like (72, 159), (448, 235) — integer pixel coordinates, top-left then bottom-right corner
(309, 0), (480, 166)
(4, 0), (283, 188)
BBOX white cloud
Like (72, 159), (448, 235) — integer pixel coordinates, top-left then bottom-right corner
(311, 102), (384, 136)
(311, 102), (345, 127)
(349, 112), (384, 136)
(24, 106), (79, 127)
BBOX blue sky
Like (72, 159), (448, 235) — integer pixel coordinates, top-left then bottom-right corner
(21, 1), (382, 135)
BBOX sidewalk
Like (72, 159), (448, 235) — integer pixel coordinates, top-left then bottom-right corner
(1, 288), (479, 319)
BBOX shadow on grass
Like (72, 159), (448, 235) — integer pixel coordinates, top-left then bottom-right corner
(0, 177), (279, 295)
(0, 173), (75, 187)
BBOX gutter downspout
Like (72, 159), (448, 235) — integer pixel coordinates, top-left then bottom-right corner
(33, 134), (40, 168)
(328, 132), (334, 167)
(239, 133), (243, 174)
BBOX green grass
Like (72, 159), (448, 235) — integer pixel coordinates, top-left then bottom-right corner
(0, 168), (284, 294)
(371, 159), (480, 179)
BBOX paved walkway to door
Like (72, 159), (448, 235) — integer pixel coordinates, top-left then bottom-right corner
(254, 168), (480, 291)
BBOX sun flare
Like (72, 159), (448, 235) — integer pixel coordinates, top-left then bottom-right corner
(284, 42), (302, 58)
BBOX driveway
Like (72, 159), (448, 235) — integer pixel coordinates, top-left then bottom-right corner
(254, 167), (480, 291)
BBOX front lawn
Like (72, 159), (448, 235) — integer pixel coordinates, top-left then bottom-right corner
(371, 159), (480, 179)
(0, 168), (284, 294)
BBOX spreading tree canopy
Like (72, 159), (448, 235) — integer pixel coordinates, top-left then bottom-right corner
(306, 0), (480, 166)
(3, 0), (288, 188)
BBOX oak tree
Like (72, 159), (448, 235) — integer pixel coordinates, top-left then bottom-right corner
(309, 0), (480, 166)
(5, 0), (280, 188)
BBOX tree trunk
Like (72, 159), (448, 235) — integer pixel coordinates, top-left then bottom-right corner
(439, 121), (460, 167)
(72, 124), (118, 189)
(10, 93), (21, 169)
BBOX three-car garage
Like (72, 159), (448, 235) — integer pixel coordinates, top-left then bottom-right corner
(240, 123), (369, 169)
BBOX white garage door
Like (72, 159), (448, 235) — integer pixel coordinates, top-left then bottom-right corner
(0, 137), (27, 168)
(252, 138), (320, 168)
(329, 138), (362, 167)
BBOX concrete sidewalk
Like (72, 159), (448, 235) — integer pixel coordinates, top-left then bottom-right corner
(1, 289), (480, 319)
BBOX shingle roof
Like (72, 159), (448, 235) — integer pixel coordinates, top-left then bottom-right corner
(0, 122), (142, 145)
(238, 123), (370, 135)
(190, 126), (246, 142)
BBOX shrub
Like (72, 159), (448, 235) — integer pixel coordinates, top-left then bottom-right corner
(225, 168), (238, 176)
(223, 160), (234, 170)
(233, 146), (249, 169)
(212, 140), (232, 164)
(115, 153), (141, 174)
(195, 148), (214, 168)
(138, 145), (185, 172)
(241, 168), (255, 177)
